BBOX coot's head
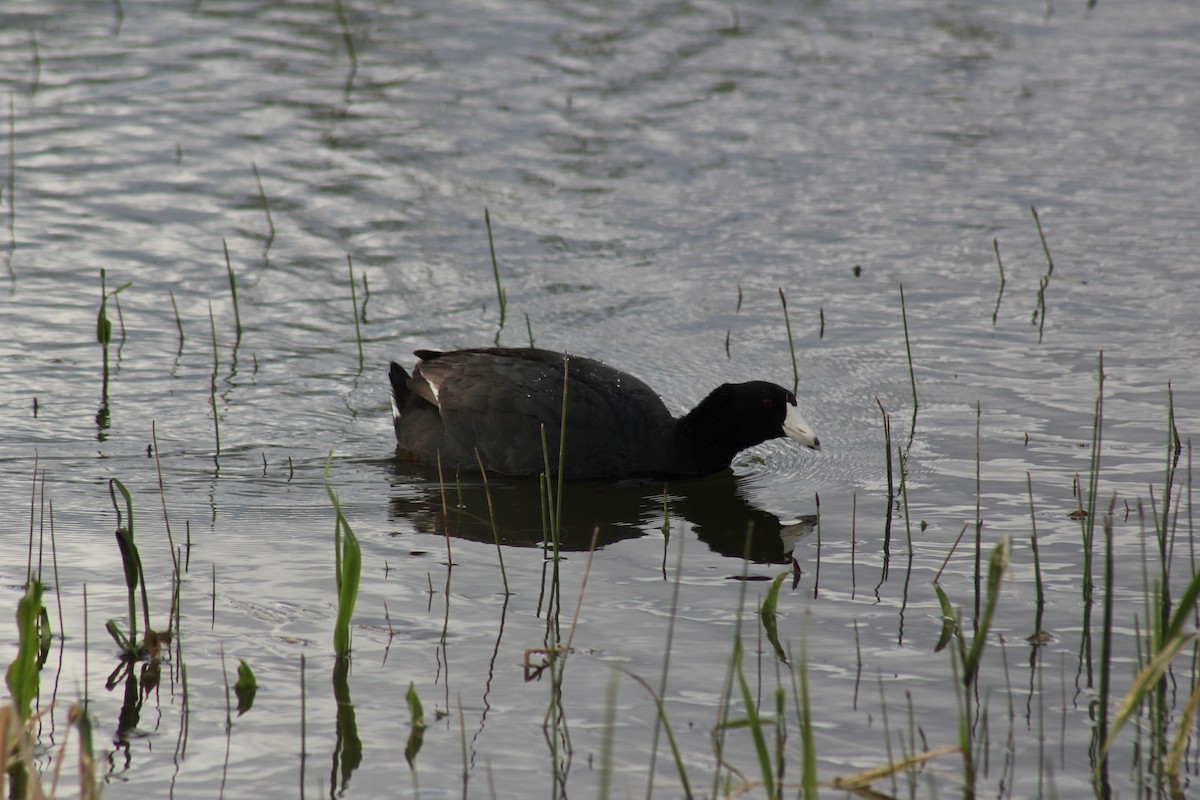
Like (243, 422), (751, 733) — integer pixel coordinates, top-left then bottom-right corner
(703, 381), (821, 451)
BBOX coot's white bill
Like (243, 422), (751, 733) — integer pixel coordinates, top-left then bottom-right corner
(783, 403), (820, 450)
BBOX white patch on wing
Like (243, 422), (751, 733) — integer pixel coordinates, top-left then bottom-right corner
(782, 404), (820, 450)
(390, 393), (401, 420)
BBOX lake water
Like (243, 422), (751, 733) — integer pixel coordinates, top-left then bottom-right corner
(2, 1), (1199, 797)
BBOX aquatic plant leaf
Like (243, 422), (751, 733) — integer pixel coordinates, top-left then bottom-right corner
(235, 658), (257, 716)
(404, 682), (426, 768)
(932, 582), (957, 653)
(36, 605), (52, 667)
(964, 536), (1008, 676)
(104, 619), (132, 654)
(5, 581), (44, 721)
(759, 571), (789, 663)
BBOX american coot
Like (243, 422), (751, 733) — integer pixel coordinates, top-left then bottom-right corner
(389, 347), (820, 480)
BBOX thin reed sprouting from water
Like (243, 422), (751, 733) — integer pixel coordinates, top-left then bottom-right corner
(98, 269), (112, 407)
(332, 0), (357, 94)
(524, 312), (534, 348)
(1096, 495), (1116, 788)
(299, 653), (307, 800)
(223, 240), (242, 343)
(347, 254), (363, 372)
(897, 446), (913, 556)
(1031, 205), (1054, 278)
(644, 528), (687, 800)
(875, 397), (895, 566)
(25, 458), (36, 584)
(1027, 473), (1046, 638)
(852, 618), (862, 711)
(251, 161), (275, 258)
(485, 208), (506, 342)
(6, 96), (15, 280)
(1083, 351), (1105, 606)
(725, 283), (743, 358)
(151, 421), (177, 560)
(818, 307), (825, 339)
(1031, 206), (1054, 343)
(813, 492), (822, 597)
(899, 284), (918, 448)
(991, 238), (1006, 325)
(208, 301), (221, 457)
(779, 287), (799, 395)
(974, 401), (983, 631)
(851, 492), (858, 598)
(47, 498), (63, 637)
(82, 583), (89, 709)
(474, 449), (510, 596)
(169, 290), (184, 349)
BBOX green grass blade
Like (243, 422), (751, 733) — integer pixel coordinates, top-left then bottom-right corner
(1163, 561), (1200, 643)
(1100, 630), (1199, 763)
(964, 536), (1009, 677)
(759, 571), (789, 663)
(732, 637), (776, 798)
(323, 452), (361, 659)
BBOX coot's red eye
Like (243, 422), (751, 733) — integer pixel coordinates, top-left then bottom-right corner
(762, 398), (775, 409)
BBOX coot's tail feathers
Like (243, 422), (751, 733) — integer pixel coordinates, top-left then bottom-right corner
(388, 361), (411, 423)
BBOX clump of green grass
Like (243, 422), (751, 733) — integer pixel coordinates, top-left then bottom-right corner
(932, 536), (1010, 795)
(104, 478), (170, 661)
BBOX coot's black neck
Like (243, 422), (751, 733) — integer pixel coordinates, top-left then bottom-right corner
(669, 399), (755, 477)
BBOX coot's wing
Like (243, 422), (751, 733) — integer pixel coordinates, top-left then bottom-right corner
(413, 348), (673, 477)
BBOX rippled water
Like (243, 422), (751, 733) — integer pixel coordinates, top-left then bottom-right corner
(2, 1), (1199, 797)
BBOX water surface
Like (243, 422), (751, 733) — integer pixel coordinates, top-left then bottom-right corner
(2, 1), (1199, 797)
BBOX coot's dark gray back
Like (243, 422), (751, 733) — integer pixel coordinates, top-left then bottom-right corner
(414, 348), (675, 478)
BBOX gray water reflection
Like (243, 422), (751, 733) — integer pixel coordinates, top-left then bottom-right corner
(387, 459), (816, 563)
